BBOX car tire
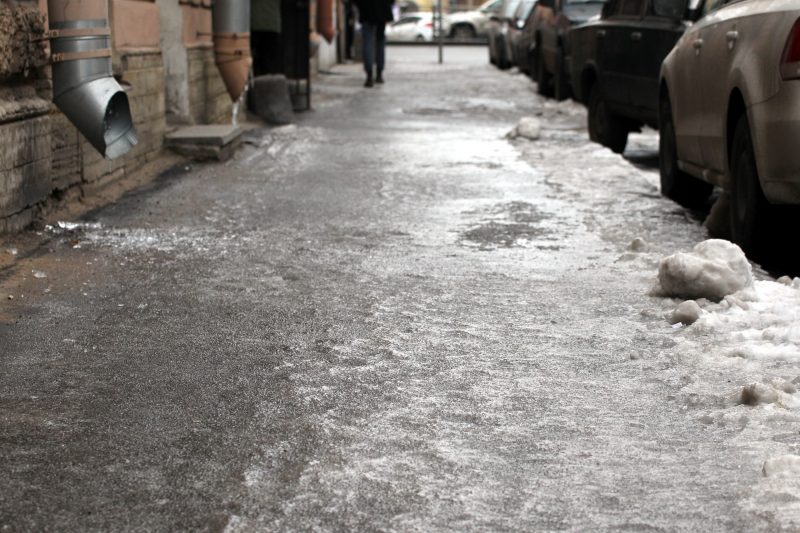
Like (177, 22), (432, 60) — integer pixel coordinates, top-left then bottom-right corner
(587, 83), (627, 154)
(415, 35), (426, 42)
(536, 48), (553, 97)
(729, 115), (771, 255)
(498, 41), (510, 70)
(452, 24), (476, 40)
(553, 46), (570, 102)
(659, 99), (713, 209)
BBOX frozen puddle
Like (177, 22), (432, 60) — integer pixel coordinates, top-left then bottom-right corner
(459, 202), (561, 250)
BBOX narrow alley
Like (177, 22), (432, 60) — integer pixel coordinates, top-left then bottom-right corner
(1, 47), (798, 531)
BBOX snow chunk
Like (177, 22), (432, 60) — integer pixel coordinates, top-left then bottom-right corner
(507, 117), (541, 140)
(628, 237), (647, 252)
(763, 455), (800, 477)
(739, 381), (798, 407)
(670, 300), (702, 325)
(740, 383), (781, 406)
(658, 239), (752, 301)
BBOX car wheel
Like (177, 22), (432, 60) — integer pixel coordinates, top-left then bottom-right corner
(536, 48), (553, 97)
(453, 25), (476, 40)
(553, 46), (570, 102)
(659, 98), (713, 208)
(587, 83), (627, 154)
(415, 35), (426, 42)
(489, 40), (496, 65)
(498, 41), (510, 70)
(729, 115), (771, 255)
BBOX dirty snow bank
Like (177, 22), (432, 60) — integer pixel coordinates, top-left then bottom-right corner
(655, 240), (800, 527)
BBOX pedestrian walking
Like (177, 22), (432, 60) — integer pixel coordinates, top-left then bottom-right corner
(353, 0), (395, 87)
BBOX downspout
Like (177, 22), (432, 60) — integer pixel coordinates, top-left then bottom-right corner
(212, 0), (251, 102)
(46, 0), (138, 159)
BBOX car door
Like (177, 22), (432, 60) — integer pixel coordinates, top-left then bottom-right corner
(695, 1), (741, 174)
(629, 0), (689, 121)
(667, 19), (705, 166)
(599, 0), (647, 110)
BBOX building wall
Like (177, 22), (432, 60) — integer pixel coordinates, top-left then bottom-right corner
(0, 0), (239, 233)
(0, 4), (51, 233)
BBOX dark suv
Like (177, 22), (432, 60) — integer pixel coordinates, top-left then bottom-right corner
(568, 0), (701, 153)
(527, 0), (605, 100)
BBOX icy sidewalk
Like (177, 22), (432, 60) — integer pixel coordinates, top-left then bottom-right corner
(511, 104), (800, 528)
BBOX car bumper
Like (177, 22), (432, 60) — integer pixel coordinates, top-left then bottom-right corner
(751, 81), (800, 204)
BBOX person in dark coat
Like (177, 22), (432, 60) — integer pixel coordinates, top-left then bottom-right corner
(353, 0), (394, 87)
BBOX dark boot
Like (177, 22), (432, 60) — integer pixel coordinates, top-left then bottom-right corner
(364, 73), (374, 88)
(376, 71), (384, 84)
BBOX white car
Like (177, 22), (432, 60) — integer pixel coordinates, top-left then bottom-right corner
(386, 12), (448, 42)
(448, 0), (503, 39)
(660, 0), (800, 255)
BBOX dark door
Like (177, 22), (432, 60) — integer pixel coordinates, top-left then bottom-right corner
(282, 0), (310, 80)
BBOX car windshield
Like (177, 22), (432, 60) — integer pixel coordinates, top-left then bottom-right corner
(518, 0), (536, 18)
(502, 0), (523, 17)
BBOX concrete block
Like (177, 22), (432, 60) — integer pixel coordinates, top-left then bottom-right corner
(165, 125), (242, 161)
(250, 75), (294, 125)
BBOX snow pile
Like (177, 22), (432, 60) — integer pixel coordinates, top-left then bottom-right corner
(658, 239), (752, 301)
(507, 117), (541, 141)
(654, 243), (800, 526)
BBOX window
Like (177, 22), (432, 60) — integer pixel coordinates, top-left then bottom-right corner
(616, 0), (645, 16)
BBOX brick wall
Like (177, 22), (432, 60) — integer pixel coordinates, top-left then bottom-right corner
(0, 5), (50, 233)
(183, 0), (233, 126)
(187, 48), (233, 125)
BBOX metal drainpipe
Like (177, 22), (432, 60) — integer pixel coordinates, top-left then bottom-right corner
(213, 0), (252, 102)
(46, 0), (138, 160)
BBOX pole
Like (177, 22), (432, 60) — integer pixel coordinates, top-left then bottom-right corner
(437, 0), (443, 64)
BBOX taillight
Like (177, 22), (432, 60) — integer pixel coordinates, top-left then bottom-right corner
(780, 17), (800, 80)
(425, 22), (433, 28)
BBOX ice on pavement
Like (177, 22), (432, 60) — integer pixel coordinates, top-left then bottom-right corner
(658, 239), (753, 300)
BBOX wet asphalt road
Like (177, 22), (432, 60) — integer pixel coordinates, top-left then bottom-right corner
(0, 47), (785, 531)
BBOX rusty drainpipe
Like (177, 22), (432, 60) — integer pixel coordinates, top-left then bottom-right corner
(46, 0), (138, 159)
(212, 0), (252, 102)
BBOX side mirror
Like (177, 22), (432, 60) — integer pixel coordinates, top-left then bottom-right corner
(652, 0), (689, 21)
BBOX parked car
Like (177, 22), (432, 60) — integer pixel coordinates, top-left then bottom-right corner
(528, 0), (605, 100)
(386, 12), (445, 42)
(448, 0), (503, 39)
(489, 0), (523, 69)
(569, 0), (699, 153)
(660, 0), (800, 254)
(508, 0), (539, 73)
